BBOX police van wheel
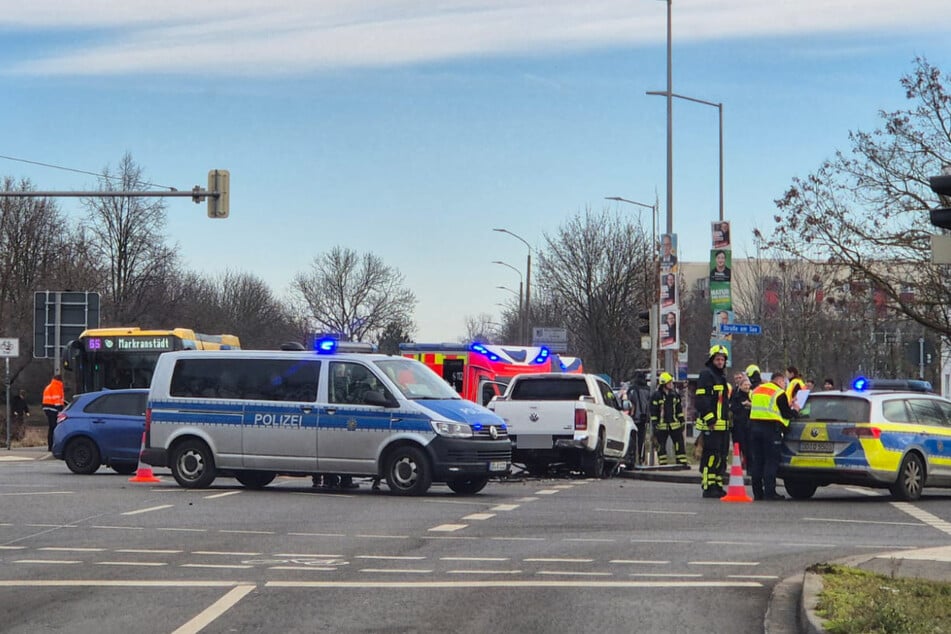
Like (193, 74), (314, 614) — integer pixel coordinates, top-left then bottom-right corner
(384, 445), (432, 496)
(64, 437), (101, 475)
(171, 439), (217, 489)
(447, 477), (489, 495)
(234, 471), (276, 489)
(890, 453), (925, 501)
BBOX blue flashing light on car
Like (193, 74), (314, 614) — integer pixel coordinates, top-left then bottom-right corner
(532, 347), (550, 364)
(470, 343), (501, 362)
(314, 337), (338, 354)
(852, 377), (869, 391)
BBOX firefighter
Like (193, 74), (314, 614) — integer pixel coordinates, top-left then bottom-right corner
(649, 372), (688, 468)
(41, 373), (65, 452)
(786, 366), (806, 405)
(746, 364), (763, 389)
(696, 345), (731, 498)
(749, 371), (798, 500)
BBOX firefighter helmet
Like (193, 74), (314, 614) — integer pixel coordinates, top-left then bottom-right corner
(708, 344), (729, 361)
(658, 372), (674, 386)
(745, 364), (761, 377)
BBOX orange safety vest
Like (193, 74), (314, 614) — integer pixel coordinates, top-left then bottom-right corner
(42, 379), (65, 409)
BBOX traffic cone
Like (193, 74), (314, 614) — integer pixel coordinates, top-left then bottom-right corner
(129, 431), (161, 483)
(720, 442), (752, 503)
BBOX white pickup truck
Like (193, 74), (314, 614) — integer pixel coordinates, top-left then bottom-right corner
(487, 373), (636, 477)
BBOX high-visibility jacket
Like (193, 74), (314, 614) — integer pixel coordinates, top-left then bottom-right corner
(42, 378), (65, 410)
(750, 382), (790, 428)
(695, 366), (731, 432)
(786, 377), (806, 404)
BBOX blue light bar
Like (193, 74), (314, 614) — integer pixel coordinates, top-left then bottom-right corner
(314, 338), (338, 354)
(532, 347), (551, 364)
(469, 342), (501, 361)
(852, 377), (869, 391)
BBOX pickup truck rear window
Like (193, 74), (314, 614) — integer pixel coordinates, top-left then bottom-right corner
(510, 378), (588, 401)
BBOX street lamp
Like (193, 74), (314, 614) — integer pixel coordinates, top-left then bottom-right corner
(493, 228), (532, 344)
(646, 90), (724, 222)
(493, 261), (525, 343)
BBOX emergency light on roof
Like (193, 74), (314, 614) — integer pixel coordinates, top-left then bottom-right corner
(851, 377), (934, 393)
(532, 347), (550, 364)
(469, 343), (501, 362)
(313, 337), (377, 354)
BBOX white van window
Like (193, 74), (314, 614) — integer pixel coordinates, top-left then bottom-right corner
(170, 358), (320, 402)
(329, 362), (389, 404)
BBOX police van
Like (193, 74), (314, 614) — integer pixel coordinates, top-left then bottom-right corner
(141, 342), (512, 495)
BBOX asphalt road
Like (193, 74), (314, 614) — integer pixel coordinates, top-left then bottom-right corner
(3, 458), (951, 633)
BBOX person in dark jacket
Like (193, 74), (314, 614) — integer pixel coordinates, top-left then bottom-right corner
(745, 364), (763, 389)
(649, 372), (688, 468)
(749, 372), (799, 500)
(729, 375), (752, 468)
(695, 345), (731, 498)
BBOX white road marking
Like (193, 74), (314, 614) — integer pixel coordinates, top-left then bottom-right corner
(631, 538), (690, 544)
(729, 574), (779, 580)
(610, 560), (669, 565)
(158, 527), (206, 532)
(490, 536), (545, 541)
(268, 580), (761, 588)
(359, 568), (433, 574)
(420, 536), (478, 541)
(892, 502), (951, 536)
(273, 553), (342, 558)
(0, 490), (72, 495)
(181, 564), (254, 570)
(688, 561), (759, 566)
(193, 551), (261, 556)
(204, 491), (242, 499)
(843, 486), (882, 496)
(706, 541), (748, 545)
(269, 566), (338, 571)
(564, 538), (615, 543)
(630, 573), (704, 578)
(219, 530), (274, 535)
(288, 532), (345, 537)
(598, 508), (695, 516)
(448, 569), (522, 575)
(535, 489), (560, 495)
(171, 584), (256, 634)
(802, 517), (924, 527)
(462, 513), (495, 521)
(355, 534), (411, 539)
(38, 547), (104, 552)
(0, 456), (32, 462)
(537, 571), (611, 577)
(490, 504), (520, 511)
(440, 557), (510, 562)
(90, 525), (143, 530)
(428, 524), (467, 533)
(116, 549), (182, 554)
(356, 555), (427, 561)
(0, 580), (242, 587)
(122, 504), (174, 516)
(515, 497), (539, 502)
(15, 559), (80, 564)
(96, 561), (167, 567)
(0, 546), (26, 550)
(552, 485), (575, 489)
(524, 558), (593, 563)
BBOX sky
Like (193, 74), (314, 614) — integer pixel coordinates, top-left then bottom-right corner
(1, 1), (949, 343)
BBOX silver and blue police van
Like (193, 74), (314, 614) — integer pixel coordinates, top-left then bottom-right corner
(141, 341), (512, 495)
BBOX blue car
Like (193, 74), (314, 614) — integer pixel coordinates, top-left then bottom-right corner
(52, 389), (148, 475)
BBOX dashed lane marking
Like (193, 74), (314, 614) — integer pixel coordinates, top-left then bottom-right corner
(220, 530), (274, 535)
(729, 574), (779, 580)
(524, 558), (593, 563)
(359, 568), (433, 574)
(90, 525), (143, 531)
(688, 561), (759, 566)
(121, 504), (174, 516)
(597, 508), (695, 516)
(892, 502), (951, 536)
(565, 538), (615, 543)
(288, 532), (345, 537)
(116, 549), (181, 554)
(491, 536), (545, 541)
(0, 580), (244, 587)
(267, 580), (762, 588)
(356, 555), (426, 561)
(537, 571), (611, 577)
(461, 513), (495, 521)
(440, 556), (510, 562)
(428, 524), (467, 533)
(515, 497), (539, 502)
(157, 527), (205, 532)
(610, 560), (669, 565)
(448, 569), (522, 575)
(354, 534), (410, 539)
(802, 517), (925, 527)
(193, 551), (261, 556)
(96, 561), (167, 567)
(535, 489), (560, 495)
(181, 564), (254, 570)
(0, 490), (72, 495)
(15, 559), (80, 564)
(38, 547), (104, 552)
(489, 504), (520, 511)
(204, 491), (242, 499)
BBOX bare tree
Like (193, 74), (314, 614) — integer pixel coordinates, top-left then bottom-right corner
(82, 153), (178, 324)
(292, 247), (417, 342)
(764, 58), (951, 339)
(535, 207), (654, 382)
(463, 313), (499, 344)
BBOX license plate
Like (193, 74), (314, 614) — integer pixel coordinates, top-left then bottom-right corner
(489, 461), (509, 472)
(799, 441), (833, 454)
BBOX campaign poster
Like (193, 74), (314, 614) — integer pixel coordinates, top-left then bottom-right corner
(711, 309), (733, 341)
(660, 270), (677, 308)
(712, 221), (731, 249)
(660, 233), (678, 272)
(659, 307), (679, 350)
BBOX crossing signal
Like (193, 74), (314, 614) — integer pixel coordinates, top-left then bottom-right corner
(638, 310), (651, 334)
(928, 173), (951, 229)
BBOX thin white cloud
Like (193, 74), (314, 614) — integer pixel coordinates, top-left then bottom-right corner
(1, 0), (946, 76)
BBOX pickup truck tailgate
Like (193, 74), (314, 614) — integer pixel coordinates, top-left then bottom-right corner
(493, 401), (576, 448)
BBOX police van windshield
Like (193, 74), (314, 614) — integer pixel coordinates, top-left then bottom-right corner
(374, 359), (462, 401)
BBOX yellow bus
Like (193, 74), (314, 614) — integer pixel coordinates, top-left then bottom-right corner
(65, 327), (240, 394)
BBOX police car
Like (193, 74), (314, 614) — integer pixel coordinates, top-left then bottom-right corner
(779, 378), (951, 500)
(142, 339), (512, 495)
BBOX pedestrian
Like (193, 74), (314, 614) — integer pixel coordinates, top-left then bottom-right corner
(730, 375), (752, 469)
(41, 374), (66, 452)
(630, 373), (651, 465)
(649, 372), (688, 468)
(695, 345), (732, 498)
(10, 389), (30, 443)
(786, 366), (806, 406)
(748, 372), (799, 501)
(822, 378), (835, 392)
(746, 364), (763, 389)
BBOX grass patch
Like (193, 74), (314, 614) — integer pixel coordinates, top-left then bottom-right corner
(810, 562), (951, 633)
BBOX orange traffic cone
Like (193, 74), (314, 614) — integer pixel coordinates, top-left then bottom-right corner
(129, 431), (161, 483)
(720, 442), (752, 503)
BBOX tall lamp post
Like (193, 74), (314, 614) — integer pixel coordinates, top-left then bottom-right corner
(493, 228), (532, 344)
(606, 196), (660, 390)
(493, 261), (525, 343)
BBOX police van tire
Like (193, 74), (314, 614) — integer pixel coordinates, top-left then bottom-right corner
(171, 439), (217, 489)
(447, 476), (489, 495)
(782, 477), (817, 500)
(234, 471), (276, 489)
(384, 445), (432, 496)
(64, 437), (101, 475)
(890, 453), (925, 501)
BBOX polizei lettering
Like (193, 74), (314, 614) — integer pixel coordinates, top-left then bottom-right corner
(253, 413), (302, 428)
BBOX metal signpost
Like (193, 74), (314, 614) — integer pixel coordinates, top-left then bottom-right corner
(34, 291), (101, 372)
(532, 327), (568, 353)
(1, 338), (19, 449)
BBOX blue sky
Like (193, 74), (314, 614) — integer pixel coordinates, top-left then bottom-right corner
(1, 1), (948, 342)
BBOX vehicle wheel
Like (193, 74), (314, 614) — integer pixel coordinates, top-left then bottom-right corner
(783, 478), (818, 500)
(384, 445), (432, 496)
(111, 463), (137, 475)
(890, 453), (925, 501)
(64, 437), (101, 475)
(170, 439), (217, 489)
(447, 476), (489, 495)
(234, 471), (276, 489)
(583, 432), (606, 478)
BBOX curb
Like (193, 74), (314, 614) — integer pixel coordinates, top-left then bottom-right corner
(800, 571), (825, 634)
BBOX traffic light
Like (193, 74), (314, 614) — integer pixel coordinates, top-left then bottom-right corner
(207, 169), (230, 218)
(638, 310), (651, 334)
(928, 173), (951, 229)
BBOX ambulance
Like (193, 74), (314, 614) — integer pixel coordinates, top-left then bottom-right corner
(399, 342), (583, 406)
